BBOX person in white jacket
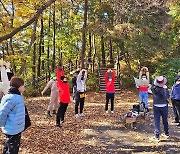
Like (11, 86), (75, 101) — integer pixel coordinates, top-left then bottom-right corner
(41, 73), (59, 118)
(0, 60), (12, 100)
(75, 69), (87, 118)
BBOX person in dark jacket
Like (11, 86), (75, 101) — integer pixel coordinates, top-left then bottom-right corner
(0, 77), (25, 154)
(72, 71), (78, 103)
(151, 76), (170, 140)
(171, 75), (180, 126)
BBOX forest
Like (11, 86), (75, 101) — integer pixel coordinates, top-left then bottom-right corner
(0, 1), (180, 153)
(0, 0), (179, 94)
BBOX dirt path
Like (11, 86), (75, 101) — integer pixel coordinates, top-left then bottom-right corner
(0, 91), (179, 153)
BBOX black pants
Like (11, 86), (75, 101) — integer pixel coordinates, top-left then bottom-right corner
(105, 93), (114, 111)
(56, 103), (68, 125)
(75, 92), (85, 114)
(3, 133), (21, 154)
(172, 99), (180, 122)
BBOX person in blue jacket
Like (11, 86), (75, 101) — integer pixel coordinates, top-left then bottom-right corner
(0, 77), (25, 154)
(171, 75), (180, 127)
(151, 76), (170, 140)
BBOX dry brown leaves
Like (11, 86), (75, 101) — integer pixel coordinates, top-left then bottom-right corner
(0, 91), (179, 153)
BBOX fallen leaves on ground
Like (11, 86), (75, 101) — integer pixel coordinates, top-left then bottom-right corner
(0, 91), (179, 153)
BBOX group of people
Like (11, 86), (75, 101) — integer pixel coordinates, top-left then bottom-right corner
(137, 66), (180, 140)
(0, 62), (179, 153)
(42, 65), (88, 127)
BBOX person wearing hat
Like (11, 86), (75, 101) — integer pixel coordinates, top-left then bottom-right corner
(0, 77), (26, 154)
(104, 69), (115, 114)
(171, 75), (180, 126)
(151, 76), (170, 140)
(41, 72), (59, 118)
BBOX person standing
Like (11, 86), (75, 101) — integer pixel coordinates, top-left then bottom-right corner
(75, 69), (87, 118)
(41, 73), (59, 117)
(72, 71), (78, 103)
(56, 67), (70, 127)
(138, 67), (150, 113)
(0, 77), (26, 154)
(104, 69), (115, 114)
(151, 76), (169, 140)
(171, 75), (180, 126)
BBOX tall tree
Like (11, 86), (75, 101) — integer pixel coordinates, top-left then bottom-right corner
(81, 0), (88, 68)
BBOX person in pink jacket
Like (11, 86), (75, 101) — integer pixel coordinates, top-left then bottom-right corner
(104, 69), (115, 114)
(41, 73), (59, 118)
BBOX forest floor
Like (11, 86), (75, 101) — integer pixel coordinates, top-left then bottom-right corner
(0, 90), (180, 154)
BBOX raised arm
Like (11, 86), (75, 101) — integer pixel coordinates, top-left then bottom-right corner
(111, 71), (115, 82)
(56, 67), (65, 87)
(77, 69), (87, 81)
(104, 71), (109, 83)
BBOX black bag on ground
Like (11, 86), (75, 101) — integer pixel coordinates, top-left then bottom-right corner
(132, 104), (140, 113)
(24, 106), (31, 131)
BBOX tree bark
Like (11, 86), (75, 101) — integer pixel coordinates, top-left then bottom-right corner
(52, 1), (56, 71)
(101, 35), (105, 67)
(37, 17), (44, 77)
(81, 0), (88, 68)
(0, 0), (56, 42)
(47, 11), (51, 78)
(32, 20), (38, 89)
(109, 39), (114, 65)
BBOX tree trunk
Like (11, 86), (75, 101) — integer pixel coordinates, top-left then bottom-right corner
(32, 20), (38, 89)
(119, 40), (133, 79)
(37, 17), (43, 77)
(81, 0), (88, 68)
(52, 1), (56, 71)
(41, 18), (45, 71)
(101, 35), (105, 67)
(47, 12), (51, 79)
(109, 39), (114, 65)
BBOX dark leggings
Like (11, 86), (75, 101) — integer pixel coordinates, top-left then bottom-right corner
(75, 92), (85, 114)
(3, 133), (21, 154)
(105, 93), (114, 111)
(56, 102), (68, 124)
(171, 99), (180, 122)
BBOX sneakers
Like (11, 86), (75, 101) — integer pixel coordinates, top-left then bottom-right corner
(154, 134), (160, 140)
(75, 114), (79, 118)
(56, 124), (62, 128)
(73, 100), (76, 103)
(79, 113), (85, 117)
(47, 111), (52, 118)
(111, 111), (114, 114)
(52, 110), (56, 115)
(105, 110), (108, 114)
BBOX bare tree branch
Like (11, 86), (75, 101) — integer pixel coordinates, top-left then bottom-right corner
(0, 0), (11, 16)
(0, 0), (56, 43)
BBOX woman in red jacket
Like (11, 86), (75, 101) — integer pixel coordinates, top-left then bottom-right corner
(104, 69), (115, 114)
(56, 66), (70, 127)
